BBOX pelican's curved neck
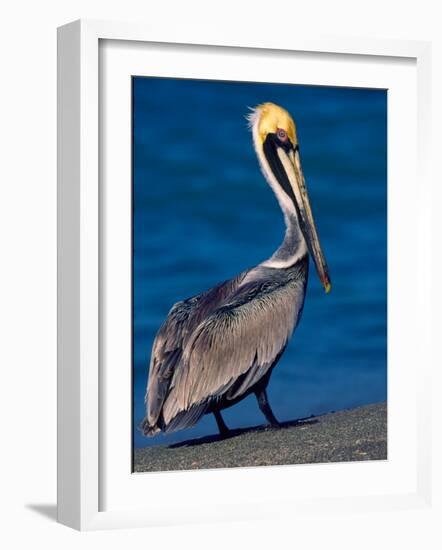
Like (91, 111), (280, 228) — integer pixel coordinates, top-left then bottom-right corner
(262, 210), (307, 269)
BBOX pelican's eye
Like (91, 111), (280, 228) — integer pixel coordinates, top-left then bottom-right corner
(276, 128), (288, 142)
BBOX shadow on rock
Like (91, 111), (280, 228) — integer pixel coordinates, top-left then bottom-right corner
(169, 416), (319, 449)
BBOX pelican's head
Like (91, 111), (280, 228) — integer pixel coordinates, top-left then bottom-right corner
(248, 102), (331, 293)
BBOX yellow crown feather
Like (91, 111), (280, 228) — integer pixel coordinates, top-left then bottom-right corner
(247, 102), (297, 145)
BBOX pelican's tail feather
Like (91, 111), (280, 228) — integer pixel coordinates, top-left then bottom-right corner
(163, 402), (208, 434)
(139, 417), (161, 437)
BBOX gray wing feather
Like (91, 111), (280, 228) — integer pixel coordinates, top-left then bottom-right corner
(145, 274), (246, 428)
(145, 299), (194, 427)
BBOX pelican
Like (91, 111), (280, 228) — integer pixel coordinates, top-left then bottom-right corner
(141, 102), (331, 437)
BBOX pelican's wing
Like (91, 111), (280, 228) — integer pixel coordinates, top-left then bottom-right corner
(145, 298), (198, 428)
(162, 275), (306, 431)
(144, 273), (247, 430)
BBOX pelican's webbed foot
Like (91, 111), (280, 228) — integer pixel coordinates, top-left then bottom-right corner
(255, 389), (281, 428)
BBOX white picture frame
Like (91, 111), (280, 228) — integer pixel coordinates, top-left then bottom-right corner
(57, 19), (432, 531)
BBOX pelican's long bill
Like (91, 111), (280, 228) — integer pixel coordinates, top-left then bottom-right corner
(263, 132), (331, 293)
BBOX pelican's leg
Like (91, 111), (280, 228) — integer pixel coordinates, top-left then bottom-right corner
(255, 389), (280, 428)
(213, 410), (230, 436)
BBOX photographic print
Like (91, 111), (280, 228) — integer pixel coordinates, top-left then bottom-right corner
(132, 77), (387, 472)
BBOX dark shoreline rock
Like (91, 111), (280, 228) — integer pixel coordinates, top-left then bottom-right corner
(133, 402), (387, 473)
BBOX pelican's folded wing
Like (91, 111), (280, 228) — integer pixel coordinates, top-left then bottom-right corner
(144, 273), (247, 430)
(162, 277), (305, 429)
(145, 298), (198, 428)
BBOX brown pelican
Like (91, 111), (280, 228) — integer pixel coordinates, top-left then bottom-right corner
(141, 102), (331, 437)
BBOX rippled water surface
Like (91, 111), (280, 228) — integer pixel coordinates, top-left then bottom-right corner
(132, 77), (387, 449)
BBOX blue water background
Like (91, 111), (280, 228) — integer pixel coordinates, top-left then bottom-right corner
(133, 77), (387, 449)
